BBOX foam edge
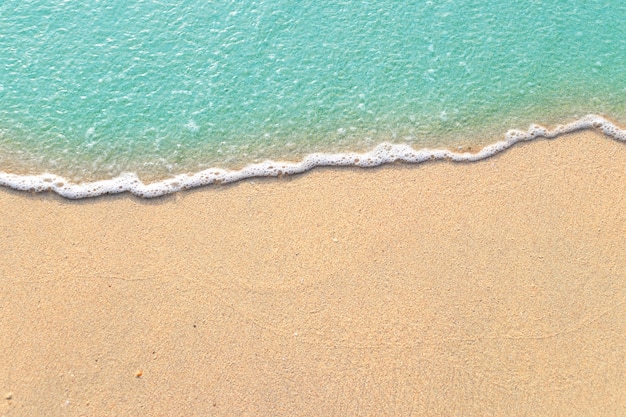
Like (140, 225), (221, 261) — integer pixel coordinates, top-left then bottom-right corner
(1, 114), (624, 199)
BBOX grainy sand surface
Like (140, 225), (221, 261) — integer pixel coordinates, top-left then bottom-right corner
(1, 131), (625, 416)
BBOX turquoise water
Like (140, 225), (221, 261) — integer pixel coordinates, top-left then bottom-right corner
(1, 0), (625, 187)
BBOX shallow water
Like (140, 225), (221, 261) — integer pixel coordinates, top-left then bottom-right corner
(1, 0), (625, 194)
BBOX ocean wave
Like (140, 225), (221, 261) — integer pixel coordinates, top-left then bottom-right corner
(0, 114), (624, 199)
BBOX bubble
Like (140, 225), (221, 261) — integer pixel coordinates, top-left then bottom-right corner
(185, 120), (199, 132)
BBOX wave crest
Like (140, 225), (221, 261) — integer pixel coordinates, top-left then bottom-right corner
(1, 114), (624, 199)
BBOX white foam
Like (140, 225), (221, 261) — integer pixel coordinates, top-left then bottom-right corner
(0, 114), (624, 199)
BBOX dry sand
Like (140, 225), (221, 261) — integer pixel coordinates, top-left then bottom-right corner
(1, 131), (625, 416)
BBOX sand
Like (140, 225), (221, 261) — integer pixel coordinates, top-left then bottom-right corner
(1, 130), (625, 416)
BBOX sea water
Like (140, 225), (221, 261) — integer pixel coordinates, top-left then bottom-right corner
(1, 0), (625, 197)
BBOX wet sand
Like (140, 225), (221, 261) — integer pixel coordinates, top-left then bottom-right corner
(1, 131), (625, 416)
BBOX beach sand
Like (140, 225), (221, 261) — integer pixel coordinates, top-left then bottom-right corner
(1, 130), (625, 416)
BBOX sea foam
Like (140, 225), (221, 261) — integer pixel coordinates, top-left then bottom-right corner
(0, 114), (623, 199)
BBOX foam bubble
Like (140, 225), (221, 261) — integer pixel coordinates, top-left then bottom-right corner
(0, 114), (623, 199)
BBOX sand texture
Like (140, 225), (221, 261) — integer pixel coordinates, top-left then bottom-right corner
(1, 131), (625, 416)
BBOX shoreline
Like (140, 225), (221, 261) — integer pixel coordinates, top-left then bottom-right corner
(1, 129), (625, 415)
(0, 114), (624, 199)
